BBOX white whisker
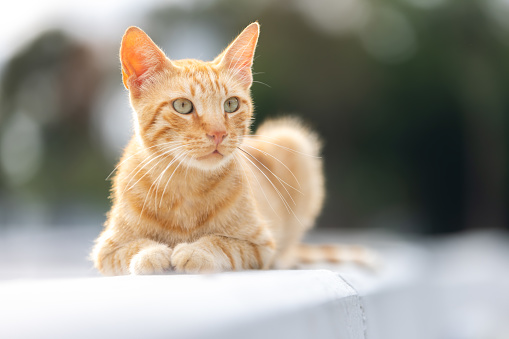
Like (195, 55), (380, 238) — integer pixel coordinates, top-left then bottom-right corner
(137, 150), (187, 224)
(238, 147), (299, 209)
(242, 143), (302, 190)
(234, 152), (281, 220)
(252, 80), (271, 88)
(238, 149), (304, 226)
(118, 145), (183, 204)
(152, 150), (187, 217)
(238, 150), (291, 214)
(238, 147), (302, 197)
(120, 144), (177, 190)
(232, 153), (255, 197)
(158, 152), (188, 208)
(243, 135), (321, 158)
(125, 145), (185, 192)
(105, 141), (179, 180)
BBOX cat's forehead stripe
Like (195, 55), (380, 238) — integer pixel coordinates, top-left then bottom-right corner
(186, 66), (227, 97)
(195, 79), (207, 94)
(222, 83), (229, 96)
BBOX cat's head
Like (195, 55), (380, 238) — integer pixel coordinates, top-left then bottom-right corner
(120, 23), (259, 171)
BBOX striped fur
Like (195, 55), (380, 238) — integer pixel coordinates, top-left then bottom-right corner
(293, 244), (378, 269)
(91, 23), (364, 275)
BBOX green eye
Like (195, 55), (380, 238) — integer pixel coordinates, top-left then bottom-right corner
(173, 98), (193, 114)
(224, 97), (239, 113)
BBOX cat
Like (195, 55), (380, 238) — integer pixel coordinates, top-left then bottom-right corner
(91, 22), (371, 275)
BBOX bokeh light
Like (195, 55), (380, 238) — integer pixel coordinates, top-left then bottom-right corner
(0, 0), (507, 233)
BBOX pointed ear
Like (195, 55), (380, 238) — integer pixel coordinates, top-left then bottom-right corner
(216, 22), (259, 88)
(120, 27), (168, 91)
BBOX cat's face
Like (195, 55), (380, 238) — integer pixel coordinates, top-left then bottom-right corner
(120, 23), (259, 171)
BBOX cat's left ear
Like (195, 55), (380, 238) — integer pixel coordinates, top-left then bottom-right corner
(120, 27), (169, 93)
(216, 22), (259, 88)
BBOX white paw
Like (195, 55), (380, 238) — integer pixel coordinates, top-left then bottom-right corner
(171, 242), (230, 274)
(129, 244), (173, 275)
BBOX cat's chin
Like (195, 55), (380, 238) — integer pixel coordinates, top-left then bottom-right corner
(196, 150), (224, 161)
(188, 151), (231, 171)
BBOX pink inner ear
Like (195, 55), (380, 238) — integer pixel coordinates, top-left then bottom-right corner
(220, 23), (259, 87)
(120, 27), (166, 89)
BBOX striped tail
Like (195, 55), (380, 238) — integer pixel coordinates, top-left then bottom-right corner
(294, 243), (379, 269)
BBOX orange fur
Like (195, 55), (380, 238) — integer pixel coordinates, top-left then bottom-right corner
(91, 23), (328, 275)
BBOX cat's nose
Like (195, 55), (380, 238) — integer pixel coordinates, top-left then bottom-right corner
(207, 130), (227, 146)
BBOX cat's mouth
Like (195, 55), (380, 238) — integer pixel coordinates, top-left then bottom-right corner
(197, 150), (223, 161)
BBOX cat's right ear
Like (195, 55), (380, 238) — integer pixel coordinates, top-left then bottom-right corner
(120, 27), (168, 93)
(216, 22), (260, 88)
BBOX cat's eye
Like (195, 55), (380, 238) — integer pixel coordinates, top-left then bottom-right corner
(224, 97), (239, 113)
(173, 98), (193, 114)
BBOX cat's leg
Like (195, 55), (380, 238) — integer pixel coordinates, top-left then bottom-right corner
(171, 232), (276, 273)
(92, 235), (172, 275)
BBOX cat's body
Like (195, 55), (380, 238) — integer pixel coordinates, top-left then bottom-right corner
(91, 23), (354, 275)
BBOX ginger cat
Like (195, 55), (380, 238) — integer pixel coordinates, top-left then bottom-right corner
(92, 23), (363, 275)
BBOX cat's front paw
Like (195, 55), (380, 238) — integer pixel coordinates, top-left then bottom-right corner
(171, 242), (230, 274)
(129, 244), (173, 275)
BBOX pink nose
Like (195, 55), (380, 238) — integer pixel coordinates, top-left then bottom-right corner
(207, 130), (227, 146)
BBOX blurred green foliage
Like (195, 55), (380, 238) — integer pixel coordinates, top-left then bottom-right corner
(0, 0), (507, 232)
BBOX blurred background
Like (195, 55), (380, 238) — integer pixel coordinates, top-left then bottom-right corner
(0, 0), (508, 234)
(1, 1), (508, 338)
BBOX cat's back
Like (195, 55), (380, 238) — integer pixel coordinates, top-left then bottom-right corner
(243, 117), (324, 247)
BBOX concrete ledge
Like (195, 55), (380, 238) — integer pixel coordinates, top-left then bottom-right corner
(0, 270), (365, 339)
(1, 227), (508, 339)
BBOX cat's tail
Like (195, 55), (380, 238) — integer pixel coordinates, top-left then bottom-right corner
(293, 243), (379, 269)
